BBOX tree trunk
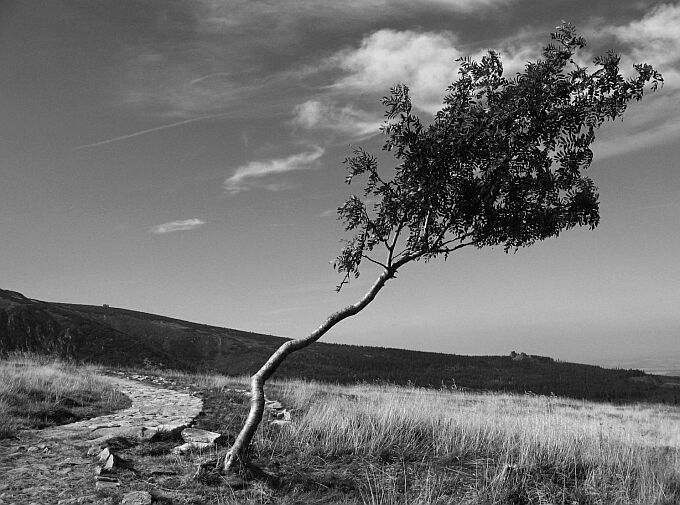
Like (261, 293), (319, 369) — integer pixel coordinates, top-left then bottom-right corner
(223, 265), (400, 472)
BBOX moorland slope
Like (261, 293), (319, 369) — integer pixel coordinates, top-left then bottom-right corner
(1, 288), (678, 403)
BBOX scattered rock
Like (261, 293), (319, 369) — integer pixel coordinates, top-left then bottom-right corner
(0, 374), (205, 503)
(97, 447), (111, 463)
(119, 425), (159, 440)
(90, 422), (123, 431)
(95, 475), (120, 489)
(273, 410), (291, 422)
(121, 490), (152, 505)
(155, 422), (186, 435)
(172, 441), (212, 454)
(270, 419), (292, 426)
(181, 427), (222, 445)
(59, 457), (90, 466)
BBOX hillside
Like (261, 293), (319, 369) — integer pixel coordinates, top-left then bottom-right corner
(1, 288), (679, 403)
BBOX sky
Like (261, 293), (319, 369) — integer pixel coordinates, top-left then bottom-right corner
(1, 1), (679, 371)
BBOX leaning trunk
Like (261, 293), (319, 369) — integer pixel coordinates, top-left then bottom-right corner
(223, 266), (399, 472)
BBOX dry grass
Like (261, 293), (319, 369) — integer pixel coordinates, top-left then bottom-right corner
(247, 379), (680, 504)
(145, 370), (680, 503)
(13, 361), (677, 504)
(0, 353), (130, 438)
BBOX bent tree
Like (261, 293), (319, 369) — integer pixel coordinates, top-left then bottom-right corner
(223, 24), (662, 471)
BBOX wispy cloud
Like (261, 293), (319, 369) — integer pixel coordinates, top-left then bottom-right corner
(75, 112), (231, 150)
(313, 20), (679, 156)
(588, 3), (680, 157)
(593, 105), (680, 160)
(224, 146), (325, 194)
(319, 208), (336, 218)
(290, 100), (381, 139)
(602, 3), (680, 86)
(150, 218), (206, 234)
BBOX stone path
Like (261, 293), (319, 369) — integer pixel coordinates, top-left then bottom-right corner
(0, 375), (203, 505)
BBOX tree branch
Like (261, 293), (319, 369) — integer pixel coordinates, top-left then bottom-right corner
(362, 254), (389, 270)
(387, 212), (408, 266)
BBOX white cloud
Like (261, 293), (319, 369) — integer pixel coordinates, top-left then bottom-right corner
(425, 0), (514, 12)
(584, 4), (680, 155)
(592, 93), (680, 159)
(326, 29), (538, 115)
(603, 3), (680, 87)
(329, 30), (462, 114)
(199, 0), (514, 27)
(291, 100), (381, 139)
(224, 146), (325, 194)
(150, 218), (206, 234)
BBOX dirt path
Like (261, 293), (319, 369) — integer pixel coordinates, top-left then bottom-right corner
(0, 375), (203, 505)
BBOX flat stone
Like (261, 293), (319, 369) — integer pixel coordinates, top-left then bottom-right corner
(95, 480), (120, 490)
(90, 422), (122, 430)
(119, 425), (159, 440)
(155, 422), (186, 434)
(121, 491), (152, 505)
(0, 374), (207, 501)
(270, 419), (292, 426)
(60, 457), (90, 466)
(172, 441), (212, 454)
(181, 428), (222, 444)
(95, 475), (119, 483)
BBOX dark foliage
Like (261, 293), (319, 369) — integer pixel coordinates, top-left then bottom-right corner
(335, 24), (662, 288)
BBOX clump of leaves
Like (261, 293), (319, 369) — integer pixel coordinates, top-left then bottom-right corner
(335, 23), (662, 289)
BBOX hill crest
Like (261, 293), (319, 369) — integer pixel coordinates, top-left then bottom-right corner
(2, 288), (678, 404)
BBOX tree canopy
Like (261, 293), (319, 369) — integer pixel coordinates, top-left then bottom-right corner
(334, 23), (662, 288)
(222, 23), (661, 473)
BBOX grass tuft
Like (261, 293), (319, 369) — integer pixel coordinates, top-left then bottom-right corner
(0, 352), (130, 438)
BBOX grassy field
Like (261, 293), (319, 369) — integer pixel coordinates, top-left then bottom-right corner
(257, 380), (680, 504)
(0, 353), (130, 438)
(126, 369), (680, 504)
(2, 358), (680, 503)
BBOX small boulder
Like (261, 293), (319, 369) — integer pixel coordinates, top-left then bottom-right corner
(181, 428), (222, 445)
(102, 454), (116, 472)
(118, 425), (158, 440)
(97, 447), (111, 463)
(172, 441), (212, 455)
(273, 410), (291, 422)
